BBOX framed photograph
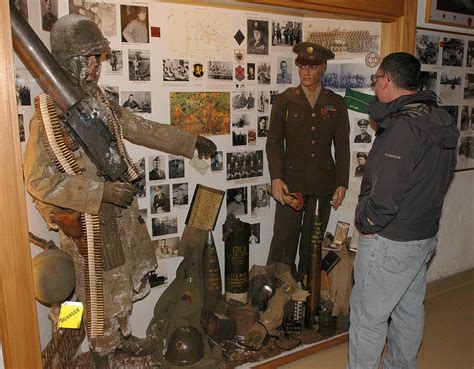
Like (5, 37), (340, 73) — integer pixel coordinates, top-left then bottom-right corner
(426, 0), (474, 29)
(185, 184), (225, 230)
(334, 221), (350, 245)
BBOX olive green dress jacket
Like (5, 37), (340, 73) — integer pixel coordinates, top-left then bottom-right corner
(266, 85), (350, 195)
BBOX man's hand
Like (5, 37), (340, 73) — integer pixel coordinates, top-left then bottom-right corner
(196, 136), (217, 159)
(102, 182), (136, 208)
(331, 186), (346, 210)
(271, 178), (289, 205)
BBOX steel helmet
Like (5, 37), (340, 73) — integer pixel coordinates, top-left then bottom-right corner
(50, 14), (110, 65)
(165, 325), (204, 366)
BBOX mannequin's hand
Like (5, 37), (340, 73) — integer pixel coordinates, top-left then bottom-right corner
(271, 178), (289, 205)
(331, 186), (346, 210)
(102, 182), (136, 208)
(196, 136), (217, 159)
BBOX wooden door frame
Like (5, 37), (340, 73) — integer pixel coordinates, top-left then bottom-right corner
(0, 1), (416, 368)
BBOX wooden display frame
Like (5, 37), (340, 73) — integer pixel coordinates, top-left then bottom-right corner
(0, 1), (416, 368)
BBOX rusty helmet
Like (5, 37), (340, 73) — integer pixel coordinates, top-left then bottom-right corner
(50, 14), (110, 65)
(32, 248), (75, 305)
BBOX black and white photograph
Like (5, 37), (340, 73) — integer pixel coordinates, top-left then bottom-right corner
(168, 156), (185, 179)
(257, 61), (271, 84)
(457, 135), (473, 170)
(100, 85), (119, 104)
(226, 187), (248, 216)
(121, 5), (149, 43)
(154, 237), (179, 259)
(418, 71), (438, 93)
(276, 57), (293, 84)
(249, 223), (261, 245)
(121, 91), (152, 113)
(151, 215), (178, 238)
(68, 1), (117, 37)
(460, 106), (474, 131)
(415, 34), (439, 65)
(272, 20), (302, 47)
(270, 90), (279, 105)
(41, 0), (58, 32)
(322, 64), (341, 91)
(147, 265), (169, 288)
(15, 70), (31, 106)
(439, 71), (462, 103)
(257, 116), (269, 137)
(163, 59), (189, 82)
(208, 61), (233, 81)
(232, 130), (247, 146)
(464, 74), (474, 100)
(133, 157), (146, 198)
(128, 49), (150, 81)
(340, 63), (372, 90)
(18, 114), (25, 142)
(150, 184), (171, 214)
(226, 150), (264, 180)
(441, 38), (464, 67)
(103, 50), (123, 74)
(12, 0), (28, 20)
(211, 151), (224, 172)
(247, 63), (256, 81)
(247, 19), (269, 55)
(251, 184), (270, 216)
(172, 183), (189, 207)
(148, 155), (166, 181)
(231, 91), (256, 111)
(352, 151), (369, 178)
(440, 105), (459, 124)
(467, 40), (474, 68)
(305, 20), (380, 59)
(232, 113), (250, 128)
(256, 90), (270, 113)
(353, 118), (372, 144)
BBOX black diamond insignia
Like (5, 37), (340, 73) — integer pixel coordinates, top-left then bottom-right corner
(234, 30), (245, 46)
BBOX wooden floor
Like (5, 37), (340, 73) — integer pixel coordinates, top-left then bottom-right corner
(274, 269), (474, 369)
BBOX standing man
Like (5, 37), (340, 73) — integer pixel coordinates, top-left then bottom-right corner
(266, 42), (350, 281)
(348, 52), (459, 369)
(122, 6), (148, 43)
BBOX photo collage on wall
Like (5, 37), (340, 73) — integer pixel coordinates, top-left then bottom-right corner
(416, 29), (474, 171)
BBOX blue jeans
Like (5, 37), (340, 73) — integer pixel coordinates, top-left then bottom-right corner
(348, 234), (437, 369)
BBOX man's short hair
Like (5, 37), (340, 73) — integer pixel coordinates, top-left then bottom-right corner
(380, 52), (421, 91)
(356, 152), (367, 159)
(357, 119), (369, 127)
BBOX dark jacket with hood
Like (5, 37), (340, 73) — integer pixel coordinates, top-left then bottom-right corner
(355, 91), (459, 241)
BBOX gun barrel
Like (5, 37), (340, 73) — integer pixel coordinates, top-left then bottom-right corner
(10, 4), (82, 111)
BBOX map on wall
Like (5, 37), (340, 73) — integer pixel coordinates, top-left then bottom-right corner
(170, 92), (230, 136)
(166, 10), (232, 59)
(304, 19), (381, 60)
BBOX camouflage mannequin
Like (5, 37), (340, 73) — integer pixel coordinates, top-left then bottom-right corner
(23, 14), (215, 367)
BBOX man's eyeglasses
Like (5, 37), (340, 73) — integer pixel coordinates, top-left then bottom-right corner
(370, 74), (386, 85)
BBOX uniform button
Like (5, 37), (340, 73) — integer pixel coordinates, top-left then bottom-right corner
(311, 126), (316, 131)
(312, 113), (316, 117)
(311, 153), (315, 158)
(294, 113), (298, 117)
(311, 140), (316, 144)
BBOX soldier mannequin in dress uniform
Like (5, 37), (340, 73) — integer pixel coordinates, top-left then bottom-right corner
(266, 42), (350, 281)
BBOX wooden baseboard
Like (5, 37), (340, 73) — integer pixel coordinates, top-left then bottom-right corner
(250, 333), (348, 368)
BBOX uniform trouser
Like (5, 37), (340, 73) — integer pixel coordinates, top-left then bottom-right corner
(348, 234), (437, 369)
(266, 194), (331, 278)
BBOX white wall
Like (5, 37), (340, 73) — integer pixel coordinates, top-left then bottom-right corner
(417, 0), (474, 282)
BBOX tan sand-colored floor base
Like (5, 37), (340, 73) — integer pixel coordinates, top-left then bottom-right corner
(272, 269), (474, 369)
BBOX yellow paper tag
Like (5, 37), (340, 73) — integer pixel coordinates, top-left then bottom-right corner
(58, 301), (84, 329)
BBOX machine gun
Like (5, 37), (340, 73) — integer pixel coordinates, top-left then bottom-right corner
(10, 4), (127, 182)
